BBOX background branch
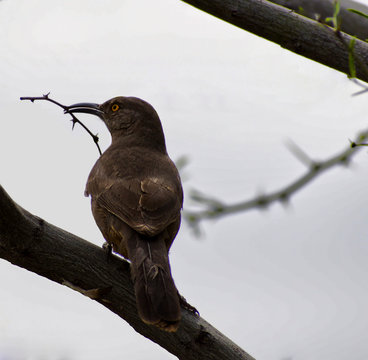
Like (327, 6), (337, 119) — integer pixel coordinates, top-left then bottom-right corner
(185, 129), (368, 228)
(180, 0), (368, 83)
(0, 185), (254, 360)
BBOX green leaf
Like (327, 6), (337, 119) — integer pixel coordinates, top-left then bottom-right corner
(334, 1), (341, 17)
(297, 6), (304, 15)
(348, 37), (357, 79)
(325, 1), (341, 30)
(348, 8), (368, 19)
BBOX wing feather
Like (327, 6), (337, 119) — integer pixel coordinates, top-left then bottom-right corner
(94, 177), (182, 236)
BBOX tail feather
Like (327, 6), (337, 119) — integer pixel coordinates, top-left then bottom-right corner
(127, 234), (181, 332)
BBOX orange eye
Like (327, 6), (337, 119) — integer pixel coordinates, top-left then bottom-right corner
(112, 104), (119, 112)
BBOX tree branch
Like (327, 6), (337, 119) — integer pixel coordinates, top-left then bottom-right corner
(180, 0), (368, 83)
(0, 185), (254, 360)
(185, 129), (368, 228)
(270, 0), (368, 41)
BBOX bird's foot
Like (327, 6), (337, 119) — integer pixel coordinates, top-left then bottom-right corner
(178, 291), (199, 316)
(102, 241), (113, 261)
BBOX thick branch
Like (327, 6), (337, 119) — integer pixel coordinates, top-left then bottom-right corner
(180, 0), (368, 83)
(0, 185), (254, 360)
(185, 130), (368, 226)
(271, 0), (368, 41)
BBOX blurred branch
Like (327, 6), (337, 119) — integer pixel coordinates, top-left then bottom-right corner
(351, 78), (368, 96)
(184, 129), (368, 228)
(180, 0), (368, 83)
(0, 185), (254, 360)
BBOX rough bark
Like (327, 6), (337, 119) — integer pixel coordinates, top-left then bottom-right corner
(180, 0), (368, 83)
(0, 185), (254, 360)
(271, 0), (368, 40)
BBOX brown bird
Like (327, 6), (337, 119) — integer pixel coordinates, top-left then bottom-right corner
(67, 96), (183, 332)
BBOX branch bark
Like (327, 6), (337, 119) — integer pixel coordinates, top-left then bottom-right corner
(271, 0), (368, 41)
(0, 185), (254, 360)
(180, 0), (368, 83)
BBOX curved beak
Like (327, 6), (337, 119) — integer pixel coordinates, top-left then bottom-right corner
(65, 102), (104, 119)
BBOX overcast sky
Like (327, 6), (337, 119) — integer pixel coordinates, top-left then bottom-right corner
(1, 1), (368, 359)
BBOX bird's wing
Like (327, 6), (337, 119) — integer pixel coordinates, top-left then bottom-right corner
(93, 177), (182, 236)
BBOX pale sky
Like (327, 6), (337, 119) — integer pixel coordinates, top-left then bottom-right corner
(1, 1), (368, 359)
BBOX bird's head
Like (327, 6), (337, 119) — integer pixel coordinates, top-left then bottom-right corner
(66, 96), (167, 151)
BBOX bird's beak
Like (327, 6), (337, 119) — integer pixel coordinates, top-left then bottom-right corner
(65, 102), (104, 119)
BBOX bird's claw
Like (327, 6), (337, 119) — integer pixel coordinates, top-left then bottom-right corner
(178, 292), (199, 316)
(102, 241), (113, 260)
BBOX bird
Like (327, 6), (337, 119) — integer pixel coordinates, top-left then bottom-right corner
(67, 96), (183, 332)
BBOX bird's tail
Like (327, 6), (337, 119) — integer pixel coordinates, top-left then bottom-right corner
(126, 234), (181, 332)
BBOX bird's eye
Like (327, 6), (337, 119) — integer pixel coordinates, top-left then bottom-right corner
(111, 104), (119, 112)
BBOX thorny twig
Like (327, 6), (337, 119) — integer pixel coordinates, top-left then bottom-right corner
(184, 129), (368, 231)
(20, 93), (102, 155)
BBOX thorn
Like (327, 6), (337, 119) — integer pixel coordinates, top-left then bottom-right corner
(311, 161), (321, 172)
(285, 139), (313, 167)
(185, 213), (198, 224)
(339, 155), (350, 165)
(71, 118), (77, 130)
(257, 195), (269, 208)
(279, 192), (289, 204)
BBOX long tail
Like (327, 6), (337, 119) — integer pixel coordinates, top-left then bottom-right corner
(126, 233), (181, 332)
